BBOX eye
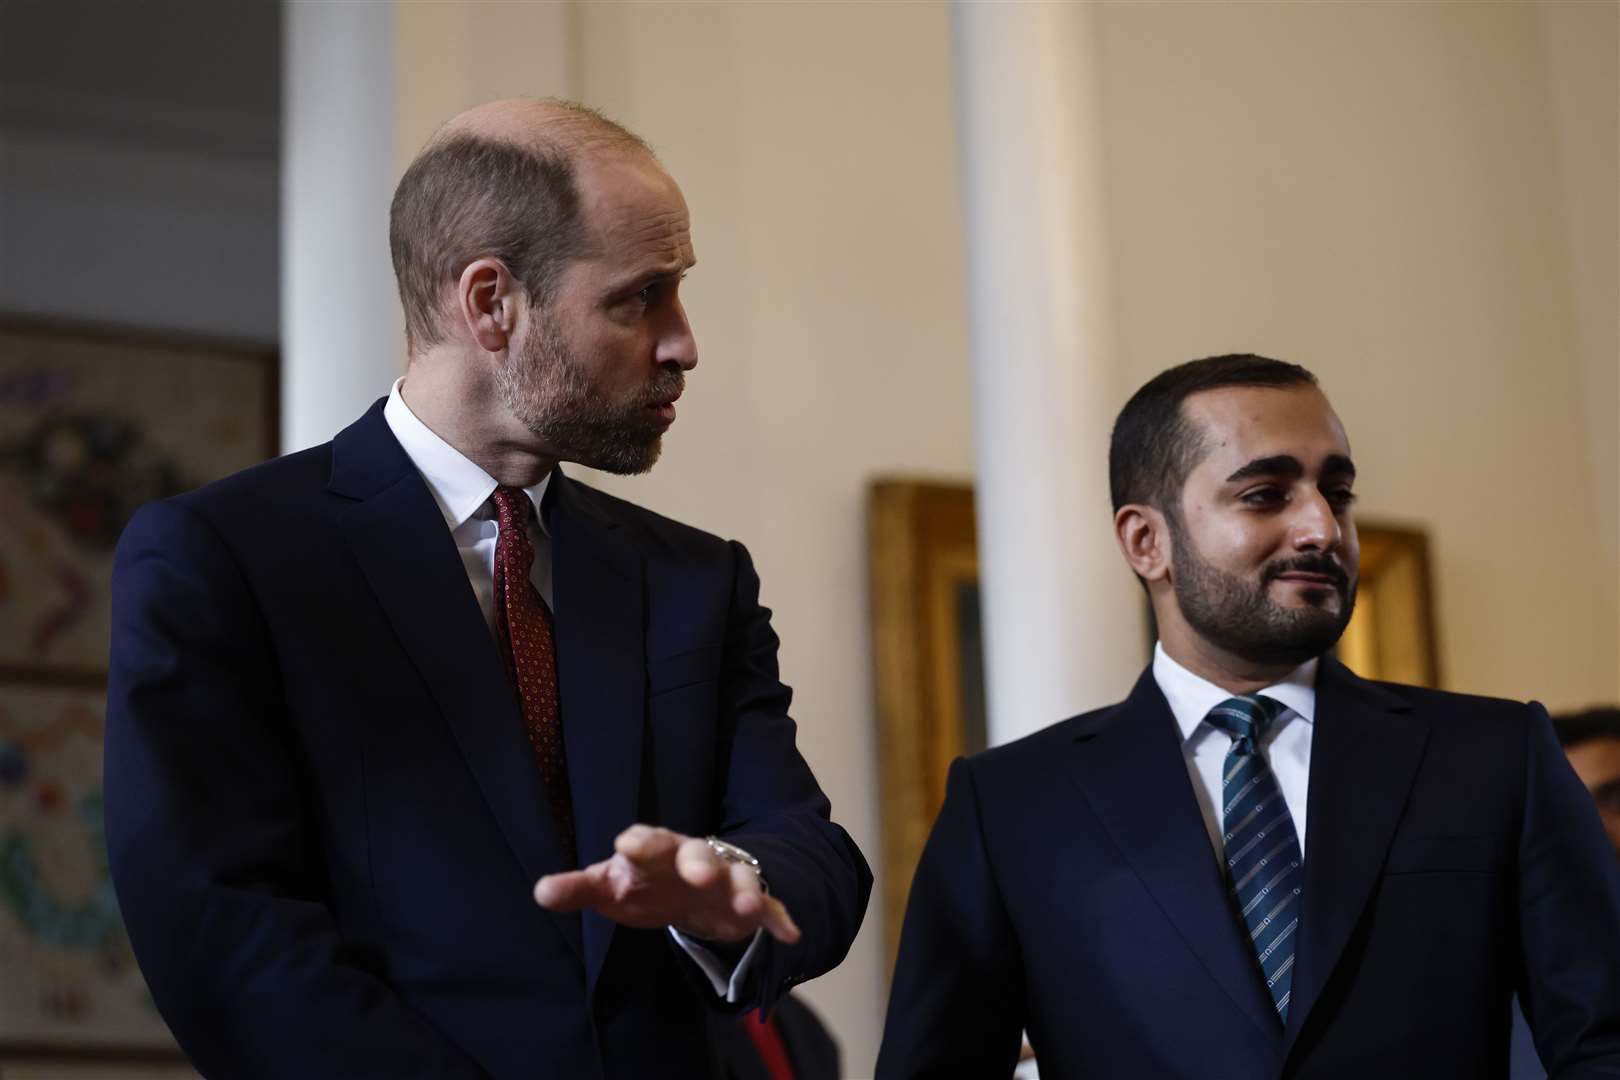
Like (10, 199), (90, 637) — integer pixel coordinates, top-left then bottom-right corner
(1239, 486), (1285, 508)
(1324, 486), (1358, 510)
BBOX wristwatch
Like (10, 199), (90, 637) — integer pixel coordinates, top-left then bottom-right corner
(706, 835), (766, 891)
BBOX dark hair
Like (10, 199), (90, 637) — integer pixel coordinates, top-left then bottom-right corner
(388, 103), (649, 350)
(1108, 353), (1319, 516)
(1553, 707), (1620, 749)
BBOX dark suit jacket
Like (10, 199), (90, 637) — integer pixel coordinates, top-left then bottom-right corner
(712, 993), (842, 1080)
(877, 659), (1620, 1079)
(105, 400), (871, 1080)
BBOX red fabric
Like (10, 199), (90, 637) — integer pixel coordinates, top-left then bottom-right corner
(742, 1010), (796, 1080)
(491, 486), (576, 867)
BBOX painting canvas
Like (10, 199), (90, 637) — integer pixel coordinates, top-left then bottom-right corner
(0, 320), (276, 684)
(0, 319), (274, 1056)
(868, 479), (1440, 970)
(0, 684), (168, 1049)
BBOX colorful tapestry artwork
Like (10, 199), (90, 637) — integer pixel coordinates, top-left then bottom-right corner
(0, 685), (165, 1046)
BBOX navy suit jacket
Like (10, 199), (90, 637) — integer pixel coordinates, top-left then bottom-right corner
(878, 660), (1620, 1078)
(105, 400), (870, 1079)
(712, 993), (842, 1080)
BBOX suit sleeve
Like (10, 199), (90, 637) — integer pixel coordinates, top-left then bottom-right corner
(705, 540), (873, 1012)
(1515, 702), (1620, 1077)
(876, 757), (1025, 1079)
(105, 500), (488, 1079)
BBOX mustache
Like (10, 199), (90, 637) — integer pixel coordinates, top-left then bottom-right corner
(1263, 553), (1350, 589)
(633, 370), (685, 408)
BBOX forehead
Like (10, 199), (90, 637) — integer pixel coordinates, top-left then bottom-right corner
(573, 151), (694, 269)
(1180, 385), (1351, 476)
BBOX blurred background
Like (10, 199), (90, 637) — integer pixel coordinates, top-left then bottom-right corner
(0, 1), (1613, 1076)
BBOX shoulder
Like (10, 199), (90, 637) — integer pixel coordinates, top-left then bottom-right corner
(1322, 662), (1548, 778)
(560, 474), (736, 561)
(1330, 662), (1543, 730)
(958, 702), (1123, 789)
(123, 443), (334, 550)
(176, 440), (332, 521)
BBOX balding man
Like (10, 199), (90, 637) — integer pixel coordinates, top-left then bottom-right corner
(105, 100), (870, 1080)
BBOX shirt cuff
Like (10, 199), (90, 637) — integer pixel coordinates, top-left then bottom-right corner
(667, 925), (765, 1003)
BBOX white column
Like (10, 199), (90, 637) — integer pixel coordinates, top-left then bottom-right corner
(282, 0), (402, 453)
(282, 0), (580, 454)
(953, 0), (1147, 745)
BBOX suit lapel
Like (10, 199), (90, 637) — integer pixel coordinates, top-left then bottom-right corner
(547, 471), (646, 996)
(1281, 657), (1427, 1059)
(1065, 669), (1282, 1045)
(329, 403), (584, 961)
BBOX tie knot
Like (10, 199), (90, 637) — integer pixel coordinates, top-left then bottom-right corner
(491, 486), (533, 527)
(1204, 694), (1287, 751)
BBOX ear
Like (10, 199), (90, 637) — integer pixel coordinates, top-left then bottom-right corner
(1114, 503), (1171, 584)
(455, 257), (525, 354)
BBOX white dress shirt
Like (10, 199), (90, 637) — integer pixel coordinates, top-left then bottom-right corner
(1151, 642), (1317, 860)
(382, 378), (759, 1001)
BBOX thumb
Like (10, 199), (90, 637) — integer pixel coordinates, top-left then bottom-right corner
(534, 865), (609, 911)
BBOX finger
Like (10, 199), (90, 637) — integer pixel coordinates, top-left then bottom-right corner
(675, 837), (725, 890)
(534, 862), (612, 911)
(615, 824), (682, 863)
(727, 861), (763, 916)
(755, 893), (800, 945)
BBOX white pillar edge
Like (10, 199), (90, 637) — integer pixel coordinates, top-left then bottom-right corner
(282, 0), (406, 454)
(952, 0), (1148, 746)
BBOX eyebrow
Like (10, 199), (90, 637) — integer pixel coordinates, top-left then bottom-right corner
(605, 257), (696, 297)
(1225, 453), (1357, 483)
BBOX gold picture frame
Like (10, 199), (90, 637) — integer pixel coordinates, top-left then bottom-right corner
(867, 479), (1440, 970)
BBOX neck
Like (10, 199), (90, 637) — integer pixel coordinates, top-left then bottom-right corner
(1156, 614), (1307, 696)
(401, 356), (557, 489)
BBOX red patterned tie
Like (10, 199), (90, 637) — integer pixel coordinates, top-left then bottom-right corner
(490, 486), (576, 868)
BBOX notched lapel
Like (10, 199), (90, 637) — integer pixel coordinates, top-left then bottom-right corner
(1065, 670), (1283, 1045)
(548, 472), (646, 995)
(331, 410), (583, 962)
(1282, 659), (1428, 1058)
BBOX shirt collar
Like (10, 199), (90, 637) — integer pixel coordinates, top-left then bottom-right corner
(1152, 641), (1318, 744)
(382, 377), (550, 533)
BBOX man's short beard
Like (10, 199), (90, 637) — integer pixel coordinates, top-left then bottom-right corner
(494, 315), (680, 476)
(1167, 512), (1357, 669)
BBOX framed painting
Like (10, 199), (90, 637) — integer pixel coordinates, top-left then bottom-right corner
(0, 317), (275, 1059)
(0, 317), (278, 687)
(0, 683), (176, 1054)
(867, 479), (1440, 970)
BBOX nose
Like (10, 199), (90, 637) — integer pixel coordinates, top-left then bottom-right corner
(1291, 490), (1343, 553)
(657, 298), (699, 372)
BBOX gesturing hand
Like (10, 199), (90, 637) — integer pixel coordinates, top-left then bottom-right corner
(533, 825), (801, 945)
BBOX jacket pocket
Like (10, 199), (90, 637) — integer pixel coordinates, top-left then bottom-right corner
(1383, 832), (1503, 875)
(646, 644), (722, 696)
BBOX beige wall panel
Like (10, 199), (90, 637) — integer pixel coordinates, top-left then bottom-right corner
(1537, 0), (1619, 673)
(572, 1), (971, 1072)
(1094, 0), (1617, 709)
(394, 0), (578, 173)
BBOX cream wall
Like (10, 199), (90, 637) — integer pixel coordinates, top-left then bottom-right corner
(567, 4), (971, 1072)
(1093, 0), (1618, 711)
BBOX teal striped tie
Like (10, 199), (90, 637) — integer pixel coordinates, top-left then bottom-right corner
(1205, 695), (1303, 1025)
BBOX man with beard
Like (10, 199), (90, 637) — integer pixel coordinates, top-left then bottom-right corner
(105, 99), (870, 1080)
(877, 354), (1620, 1078)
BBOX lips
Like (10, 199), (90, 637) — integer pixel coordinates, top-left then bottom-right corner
(1266, 557), (1348, 590)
